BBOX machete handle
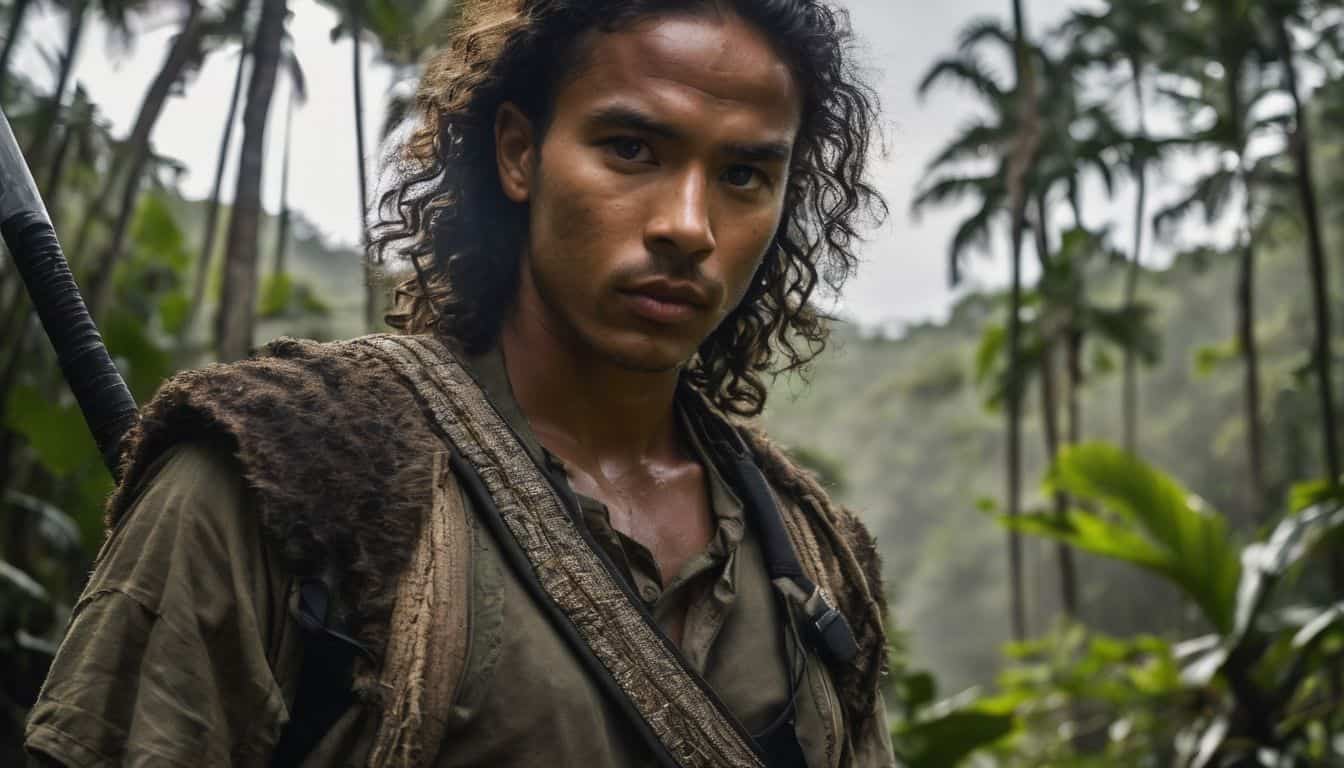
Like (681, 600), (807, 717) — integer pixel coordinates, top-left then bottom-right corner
(2, 210), (139, 478)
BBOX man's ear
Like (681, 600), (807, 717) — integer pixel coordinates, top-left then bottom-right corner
(495, 102), (536, 204)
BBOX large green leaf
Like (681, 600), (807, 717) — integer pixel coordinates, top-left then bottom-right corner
(1004, 508), (1173, 574)
(894, 708), (1018, 768)
(1043, 443), (1242, 633)
(4, 386), (100, 478)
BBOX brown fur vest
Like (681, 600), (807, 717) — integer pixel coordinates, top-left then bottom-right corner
(104, 334), (888, 742)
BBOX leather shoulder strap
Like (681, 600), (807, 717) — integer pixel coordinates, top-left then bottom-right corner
(354, 334), (766, 768)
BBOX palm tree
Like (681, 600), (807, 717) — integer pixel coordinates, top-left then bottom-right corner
(41, 83), (94, 221)
(349, 0), (375, 330)
(74, 0), (216, 315)
(1061, 0), (1174, 457)
(914, 6), (1040, 640)
(178, 42), (247, 349)
(0, 0), (34, 101)
(322, 0), (462, 331)
(27, 0), (141, 177)
(1264, 0), (1341, 491)
(271, 49), (306, 278)
(1153, 0), (1282, 524)
(215, 0), (286, 361)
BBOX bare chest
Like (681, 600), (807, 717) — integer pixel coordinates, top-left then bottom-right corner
(566, 463), (715, 588)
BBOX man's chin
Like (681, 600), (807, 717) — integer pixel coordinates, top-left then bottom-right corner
(605, 349), (687, 375)
(595, 335), (695, 375)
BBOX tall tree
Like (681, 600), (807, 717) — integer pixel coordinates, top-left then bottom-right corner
(349, 0), (375, 330)
(1062, 0), (1172, 456)
(1266, 0), (1340, 490)
(913, 11), (1043, 639)
(0, 0), (33, 101)
(179, 43), (248, 347)
(1153, 0), (1280, 524)
(1003, 0), (1040, 641)
(271, 49), (305, 277)
(215, 0), (285, 361)
(77, 0), (211, 315)
(30, 0), (92, 178)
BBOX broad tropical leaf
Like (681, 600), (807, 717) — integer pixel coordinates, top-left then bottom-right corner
(1028, 443), (1242, 632)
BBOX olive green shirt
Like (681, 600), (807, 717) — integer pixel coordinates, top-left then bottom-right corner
(26, 349), (896, 767)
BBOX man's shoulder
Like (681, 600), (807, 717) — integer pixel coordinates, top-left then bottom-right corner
(108, 331), (444, 562)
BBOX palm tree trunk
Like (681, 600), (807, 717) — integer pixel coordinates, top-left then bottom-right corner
(1067, 324), (1082, 447)
(29, 0), (89, 173)
(84, 0), (208, 317)
(1039, 339), (1079, 619)
(1237, 181), (1266, 524)
(1004, 0), (1039, 643)
(1275, 18), (1340, 484)
(180, 46), (248, 348)
(273, 85), (294, 276)
(1274, 15), (1343, 589)
(216, 0), (286, 361)
(350, 0), (376, 330)
(1033, 194), (1050, 266)
(0, 0), (33, 102)
(1123, 56), (1149, 457)
(43, 88), (88, 221)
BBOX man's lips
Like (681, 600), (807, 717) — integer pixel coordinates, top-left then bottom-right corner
(619, 279), (712, 324)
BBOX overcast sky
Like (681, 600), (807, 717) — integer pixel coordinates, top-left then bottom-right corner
(15, 0), (1147, 330)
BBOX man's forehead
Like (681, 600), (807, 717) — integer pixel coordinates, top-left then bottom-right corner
(556, 11), (803, 140)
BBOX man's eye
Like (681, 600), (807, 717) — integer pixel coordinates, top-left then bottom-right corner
(722, 165), (763, 189)
(605, 138), (652, 162)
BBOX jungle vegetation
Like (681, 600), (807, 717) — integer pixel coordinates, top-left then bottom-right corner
(2, 0), (1344, 765)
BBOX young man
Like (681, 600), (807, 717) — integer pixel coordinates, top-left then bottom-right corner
(26, 1), (894, 766)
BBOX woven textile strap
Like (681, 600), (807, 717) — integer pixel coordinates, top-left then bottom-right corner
(355, 334), (765, 768)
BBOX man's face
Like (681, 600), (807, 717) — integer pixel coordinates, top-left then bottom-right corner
(495, 11), (802, 372)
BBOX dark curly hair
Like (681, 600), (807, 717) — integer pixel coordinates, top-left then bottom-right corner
(372, 0), (884, 417)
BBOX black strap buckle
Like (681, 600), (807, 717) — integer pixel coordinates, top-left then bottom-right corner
(804, 587), (859, 666)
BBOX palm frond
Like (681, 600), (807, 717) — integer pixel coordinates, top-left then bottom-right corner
(956, 16), (1015, 55)
(948, 195), (1002, 286)
(917, 54), (1005, 102)
(911, 171), (1001, 216)
(924, 120), (1009, 171)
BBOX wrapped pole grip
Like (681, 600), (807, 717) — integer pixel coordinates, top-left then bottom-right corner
(2, 210), (138, 478)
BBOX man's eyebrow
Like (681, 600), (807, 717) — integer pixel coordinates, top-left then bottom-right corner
(587, 105), (793, 164)
(723, 141), (792, 164)
(587, 106), (684, 141)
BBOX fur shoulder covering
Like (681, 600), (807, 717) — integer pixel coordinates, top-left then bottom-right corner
(738, 425), (889, 744)
(105, 336), (440, 670)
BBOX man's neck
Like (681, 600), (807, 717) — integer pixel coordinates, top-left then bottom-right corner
(499, 305), (684, 467)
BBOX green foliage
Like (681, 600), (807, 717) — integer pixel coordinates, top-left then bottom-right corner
(260, 272), (331, 320)
(890, 662), (1018, 768)
(1011, 444), (1242, 632)
(902, 451), (1344, 766)
(4, 387), (97, 479)
(1194, 338), (1240, 377)
(987, 628), (1186, 766)
(260, 271), (295, 317)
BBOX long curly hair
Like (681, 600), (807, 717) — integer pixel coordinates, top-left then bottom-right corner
(372, 0), (884, 417)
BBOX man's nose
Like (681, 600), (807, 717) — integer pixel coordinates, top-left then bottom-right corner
(644, 167), (716, 261)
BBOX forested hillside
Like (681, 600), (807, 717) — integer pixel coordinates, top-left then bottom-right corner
(764, 227), (1325, 691)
